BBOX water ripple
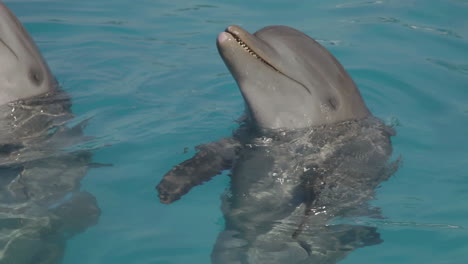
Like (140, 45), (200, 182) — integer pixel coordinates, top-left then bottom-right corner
(427, 58), (468, 75)
(175, 4), (218, 12)
(345, 16), (464, 39)
(336, 0), (384, 8)
(352, 219), (466, 230)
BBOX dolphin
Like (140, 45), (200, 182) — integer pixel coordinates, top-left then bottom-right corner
(0, 1), (56, 105)
(0, 2), (100, 263)
(156, 25), (398, 264)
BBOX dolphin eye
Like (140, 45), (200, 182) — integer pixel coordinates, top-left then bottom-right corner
(327, 97), (338, 111)
(28, 69), (43, 86)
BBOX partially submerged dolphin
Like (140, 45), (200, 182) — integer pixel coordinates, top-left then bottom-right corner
(0, 2), (99, 263)
(157, 25), (398, 263)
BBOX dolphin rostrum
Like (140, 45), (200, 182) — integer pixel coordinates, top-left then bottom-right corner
(0, 2), (100, 263)
(156, 25), (398, 263)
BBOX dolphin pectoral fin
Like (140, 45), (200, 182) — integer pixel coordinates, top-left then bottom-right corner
(46, 118), (94, 148)
(325, 224), (383, 249)
(212, 230), (249, 264)
(50, 191), (100, 236)
(156, 138), (241, 204)
(290, 224), (382, 263)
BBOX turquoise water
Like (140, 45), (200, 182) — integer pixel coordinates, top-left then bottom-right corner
(5, 0), (468, 263)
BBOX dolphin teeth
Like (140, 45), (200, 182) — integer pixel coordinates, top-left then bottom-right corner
(227, 30), (283, 75)
(232, 34), (265, 62)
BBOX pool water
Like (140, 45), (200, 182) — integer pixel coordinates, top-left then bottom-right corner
(4, 0), (468, 263)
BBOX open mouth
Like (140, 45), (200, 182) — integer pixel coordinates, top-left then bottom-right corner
(224, 29), (281, 73)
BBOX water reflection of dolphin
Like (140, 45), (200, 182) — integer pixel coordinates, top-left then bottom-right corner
(157, 25), (398, 263)
(0, 2), (100, 263)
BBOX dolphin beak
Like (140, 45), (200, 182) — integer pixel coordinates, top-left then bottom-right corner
(220, 25), (280, 73)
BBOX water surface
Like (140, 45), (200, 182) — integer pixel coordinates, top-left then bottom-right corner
(5, 0), (468, 263)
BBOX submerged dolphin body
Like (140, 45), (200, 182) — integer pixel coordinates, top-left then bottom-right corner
(157, 25), (398, 263)
(0, 2), (99, 263)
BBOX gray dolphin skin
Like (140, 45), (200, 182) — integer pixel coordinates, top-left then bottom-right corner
(0, 2), (99, 263)
(156, 25), (398, 263)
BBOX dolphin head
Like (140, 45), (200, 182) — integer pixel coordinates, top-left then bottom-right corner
(217, 25), (370, 130)
(0, 2), (57, 105)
